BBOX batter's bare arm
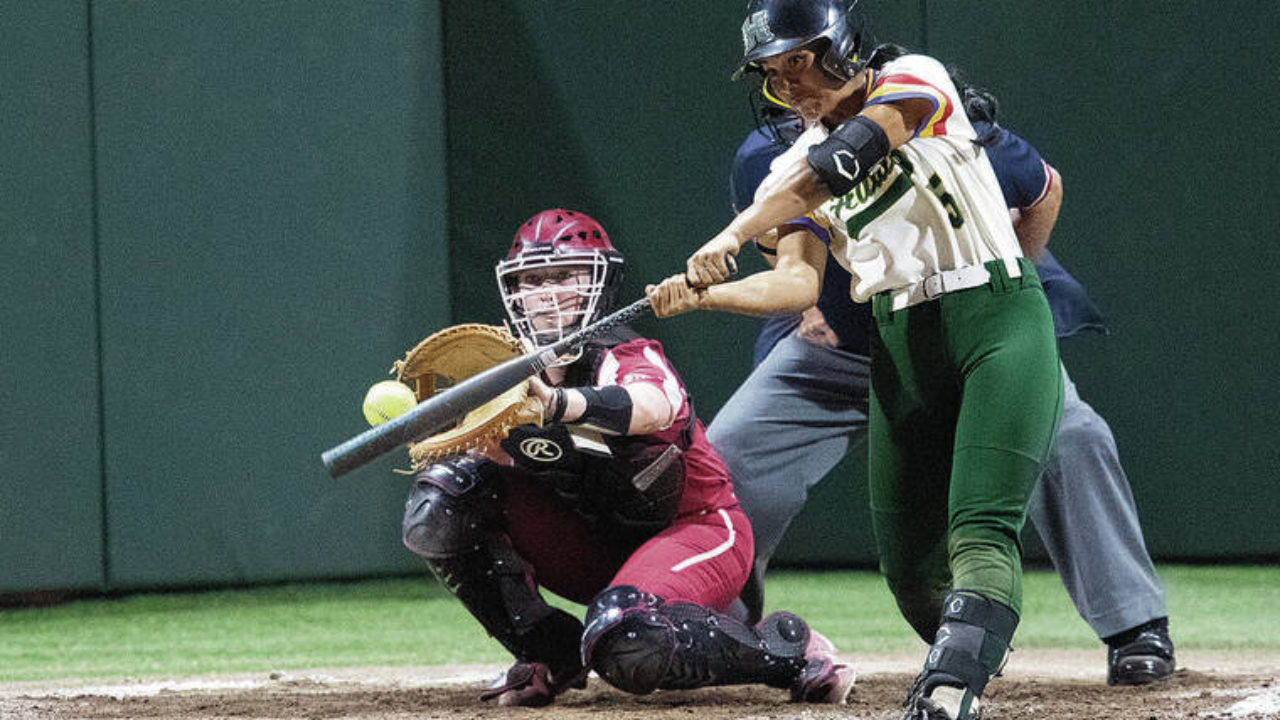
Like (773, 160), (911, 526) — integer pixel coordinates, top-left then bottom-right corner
(685, 176), (830, 288)
(650, 228), (826, 318)
(685, 100), (933, 287)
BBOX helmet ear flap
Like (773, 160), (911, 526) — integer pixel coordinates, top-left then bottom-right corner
(824, 15), (867, 80)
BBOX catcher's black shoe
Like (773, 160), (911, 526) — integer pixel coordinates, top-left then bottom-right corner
(479, 662), (587, 707)
(789, 628), (856, 704)
(1107, 620), (1175, 686)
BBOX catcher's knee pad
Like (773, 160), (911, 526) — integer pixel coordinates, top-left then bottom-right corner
(581, 586), (812, 694)
(920, 590), (1019, 698)
(580, 586), (676, 695)
(402, 456), (503, 558)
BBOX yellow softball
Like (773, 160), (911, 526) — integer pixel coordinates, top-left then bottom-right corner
(362, 380), (417, 426)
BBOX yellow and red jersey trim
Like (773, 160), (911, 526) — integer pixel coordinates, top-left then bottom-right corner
(864, 71), (954, 138)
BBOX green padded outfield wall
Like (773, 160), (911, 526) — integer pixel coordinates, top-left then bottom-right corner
(0, 1), (105, 593)
(91, 0), (450, 588)
(444, 1), (1280, 566)
(4, 0), (450, 593)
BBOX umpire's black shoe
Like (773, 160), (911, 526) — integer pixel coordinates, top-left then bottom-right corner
(1106, 619), (1175, 686)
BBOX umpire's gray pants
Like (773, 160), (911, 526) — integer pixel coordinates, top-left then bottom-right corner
(706, 332), (1167, 639)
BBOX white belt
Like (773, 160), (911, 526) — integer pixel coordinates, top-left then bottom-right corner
(889, 261), (1021, 312)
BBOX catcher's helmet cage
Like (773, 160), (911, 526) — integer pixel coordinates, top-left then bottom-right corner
(735, 0), (867, 82)
(496, 209), (626, 350)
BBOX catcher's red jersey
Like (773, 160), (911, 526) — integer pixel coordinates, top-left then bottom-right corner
(503, 337), (751, 610)
(595, 338), (739, 518)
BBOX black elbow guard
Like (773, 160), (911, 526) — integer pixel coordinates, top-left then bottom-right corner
(806, 115), (891, 197)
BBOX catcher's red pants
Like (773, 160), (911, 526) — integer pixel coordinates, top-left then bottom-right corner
(502, 478), (753, 613)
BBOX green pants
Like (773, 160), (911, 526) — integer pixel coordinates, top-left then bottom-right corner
(868, 257), (1063, 642)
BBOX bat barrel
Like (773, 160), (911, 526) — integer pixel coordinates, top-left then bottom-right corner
(321, 354), (539, 477)
(321, 295), (659, 478)
(321, 416), (414, 478)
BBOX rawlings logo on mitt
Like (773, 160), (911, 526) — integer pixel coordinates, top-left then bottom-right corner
(393, 324), (544, 467)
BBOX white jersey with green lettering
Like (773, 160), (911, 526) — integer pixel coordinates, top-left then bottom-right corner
(764, 54), (1023, 302)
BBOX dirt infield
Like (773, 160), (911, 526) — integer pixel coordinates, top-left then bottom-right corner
(3, 651), (1278, 720)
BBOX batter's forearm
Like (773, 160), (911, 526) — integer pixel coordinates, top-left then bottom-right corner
(725, 162), (831, 244)
(701, 268), (820, 317)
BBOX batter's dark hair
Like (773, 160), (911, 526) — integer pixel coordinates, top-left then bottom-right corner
(865, 41), (907, 69)
(943, 62), (1000, 122)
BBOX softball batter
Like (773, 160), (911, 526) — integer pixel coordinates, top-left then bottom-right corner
(713, 77), (1174, 686)
(648, 2), (1063, 718)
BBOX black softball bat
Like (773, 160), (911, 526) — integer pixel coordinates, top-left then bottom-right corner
(321, 295), (654, 478)
(320, 254), (736, 478)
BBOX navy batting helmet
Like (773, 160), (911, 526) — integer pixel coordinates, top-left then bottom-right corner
(735, 0), (867, 82)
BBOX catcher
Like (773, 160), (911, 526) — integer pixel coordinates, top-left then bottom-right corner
(396, 209), (855, 707)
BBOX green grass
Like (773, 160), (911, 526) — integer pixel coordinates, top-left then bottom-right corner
(723, 566), (1280, 654)
(1, 566), (1276, 683)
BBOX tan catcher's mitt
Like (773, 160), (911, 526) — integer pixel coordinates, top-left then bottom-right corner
(392, 323), (544, 467)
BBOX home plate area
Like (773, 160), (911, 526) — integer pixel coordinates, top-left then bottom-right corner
(2, 651), (1278, 720)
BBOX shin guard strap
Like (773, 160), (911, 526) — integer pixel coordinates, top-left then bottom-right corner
(924, 647), (992, 696)
(942, 591), (1018, 645)
(940, 590), (1018, 678)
